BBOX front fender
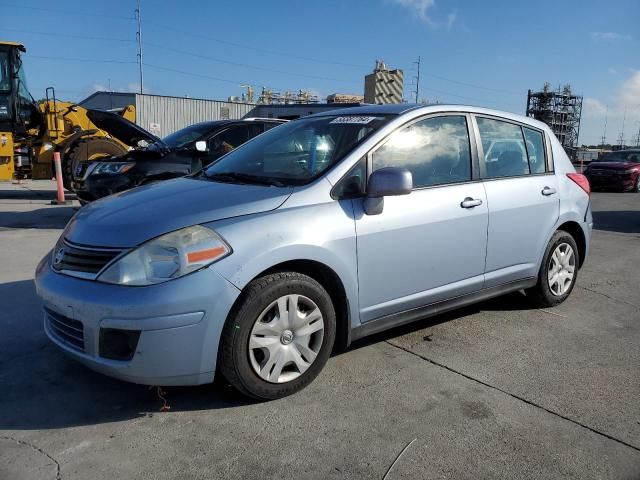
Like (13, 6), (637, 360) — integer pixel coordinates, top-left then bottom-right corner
(208, 200), (360, 330)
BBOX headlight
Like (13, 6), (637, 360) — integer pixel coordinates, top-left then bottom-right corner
(97, 225), (231, 286)
(91, 162), (135, 175)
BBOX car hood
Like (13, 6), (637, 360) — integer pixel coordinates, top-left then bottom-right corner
(588, 162), (639, 170)
(65, 177), (293, 247)
(86, 109), (161, 147)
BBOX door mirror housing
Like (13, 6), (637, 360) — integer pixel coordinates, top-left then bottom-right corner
(194, 140), (208, 153)
(363, 167), (412, 215)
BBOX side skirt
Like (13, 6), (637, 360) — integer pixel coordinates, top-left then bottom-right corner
(350, 278), (537, 342)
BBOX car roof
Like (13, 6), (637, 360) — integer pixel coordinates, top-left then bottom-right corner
(309, 103), (549, 131)
(187, 118), (286, 130)
(311, 104), (424, 116)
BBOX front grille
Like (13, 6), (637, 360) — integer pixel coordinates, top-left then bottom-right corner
(45, 308), (85, 352)
(53, 241), (123, 276)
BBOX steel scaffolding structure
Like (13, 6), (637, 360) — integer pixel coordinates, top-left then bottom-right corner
(526, 83), (583, 150)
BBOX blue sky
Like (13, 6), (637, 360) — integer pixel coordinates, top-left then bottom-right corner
(3, 0), (639, 145)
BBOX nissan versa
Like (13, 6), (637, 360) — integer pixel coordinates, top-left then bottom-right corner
(35, 104), (592, 400)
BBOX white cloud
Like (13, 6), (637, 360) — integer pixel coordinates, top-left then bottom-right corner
(583, 97), (608, 118)
(591, 31), (632, 42)
(579, 70), (640, 145)
(618, 70), (640, 107)
(392, 0), (436, 25)
(445, 11), (457, 29)
(390, 0), (456, 29)
(607, 67), (617, 75)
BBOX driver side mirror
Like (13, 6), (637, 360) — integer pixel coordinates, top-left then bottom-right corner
(194, 140), (208, 153)
(363, 167), (412, 215)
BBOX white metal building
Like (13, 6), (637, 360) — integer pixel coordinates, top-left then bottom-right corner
(80, 92), (255, 137)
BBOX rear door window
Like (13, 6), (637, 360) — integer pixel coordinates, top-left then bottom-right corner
(477, 117), (530, 178)
(371, 115), (472, 188)
(523, 127), (546, 174)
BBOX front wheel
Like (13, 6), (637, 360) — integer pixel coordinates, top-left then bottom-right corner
(219, 272), (336, 400)
(527, 231), (579, 307)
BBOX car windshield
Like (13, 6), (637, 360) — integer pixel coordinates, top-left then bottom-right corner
(161, 123), (216, 149)
(597, 151), (640, 163)
(202, 114), (391, 185)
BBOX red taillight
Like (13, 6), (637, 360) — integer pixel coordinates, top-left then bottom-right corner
(567, 173), (590, 196)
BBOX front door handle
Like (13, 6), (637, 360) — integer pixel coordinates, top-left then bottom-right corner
(460, 197), (483, 208)
(541, 186), (557, 196)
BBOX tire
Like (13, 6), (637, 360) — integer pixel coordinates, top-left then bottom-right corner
(633, 176), (640, 193)
(219, 272), (336, 400)
(527, 230), (580, 307)
(63, 137), (127, 190)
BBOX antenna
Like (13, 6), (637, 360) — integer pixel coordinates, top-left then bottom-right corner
(135, 0), (144, 94)
(412, 56), (421, 103)
(600, 105), (608, 147)
(618, 106), (627, 147)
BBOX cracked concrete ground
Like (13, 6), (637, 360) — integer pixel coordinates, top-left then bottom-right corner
(1, 181), (639, 479)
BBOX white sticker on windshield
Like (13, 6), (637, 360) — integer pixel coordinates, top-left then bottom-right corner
(329, 116), (377, 125)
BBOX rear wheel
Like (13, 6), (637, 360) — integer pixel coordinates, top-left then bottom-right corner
(64, 137), (127, 190)
(527, 231), (579, 307)
(219, 272), (336, 400)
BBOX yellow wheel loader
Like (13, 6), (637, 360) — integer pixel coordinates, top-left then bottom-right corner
(0, 41), (141, 188)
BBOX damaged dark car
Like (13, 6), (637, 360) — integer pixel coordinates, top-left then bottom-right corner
(72, 112), (286, 203)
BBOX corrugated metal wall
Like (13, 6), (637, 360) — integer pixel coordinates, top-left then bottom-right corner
(135, 94), (255, 137)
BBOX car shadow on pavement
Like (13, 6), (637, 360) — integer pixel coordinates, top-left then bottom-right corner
(0, 279), (256, 431)
(347, 291), (536, 351)
(0, 189), (77, 201)
(0, 207), (78, 230)
(0, 279), (541, 431)
(592, 210), (640, 234)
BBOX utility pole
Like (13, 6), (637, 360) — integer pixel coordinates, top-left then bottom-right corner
(135, 0), (144, 94)
(412, 56), (421, 103)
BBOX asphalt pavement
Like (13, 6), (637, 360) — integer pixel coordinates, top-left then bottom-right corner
(0, 180), (638, 479)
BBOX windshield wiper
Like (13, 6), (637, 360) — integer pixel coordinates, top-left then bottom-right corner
(202, 171), (287, 187)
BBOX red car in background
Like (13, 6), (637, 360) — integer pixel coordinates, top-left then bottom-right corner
(584, 149), (640, 192)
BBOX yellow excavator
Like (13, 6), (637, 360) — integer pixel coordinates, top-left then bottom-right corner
(1, 41), (138, 187)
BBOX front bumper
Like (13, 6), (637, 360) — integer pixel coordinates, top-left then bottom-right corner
(79, 173), (137, 202)
(35, 254), (241, 386)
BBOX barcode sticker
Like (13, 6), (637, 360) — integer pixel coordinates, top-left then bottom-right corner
(329, 116), (377, 124)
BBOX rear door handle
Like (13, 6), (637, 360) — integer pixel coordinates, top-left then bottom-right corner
(460, 197), (483, 208)
(541, 186), (557, 196)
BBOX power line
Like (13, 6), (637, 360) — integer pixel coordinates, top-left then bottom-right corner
(144, 21), (370, 70)
(3, 27), (135, 43)
(145, 42), (361, 85)
(0, 2), (135, 20)
(424, 86), (512, 110)
(143, 63), (300, 94)
(29, 55), (137, 65)
(422, 72), (522, 97)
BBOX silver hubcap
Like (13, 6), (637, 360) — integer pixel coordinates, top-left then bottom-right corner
(249, 294), (324, 383)
(548, 243), (576, 296)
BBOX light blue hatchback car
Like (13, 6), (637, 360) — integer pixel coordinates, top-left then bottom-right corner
(35, 104), (592, 399)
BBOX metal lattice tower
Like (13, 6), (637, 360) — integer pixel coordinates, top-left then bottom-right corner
(526, 83), (583, 150)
